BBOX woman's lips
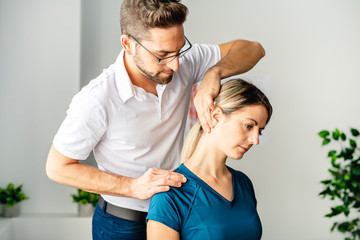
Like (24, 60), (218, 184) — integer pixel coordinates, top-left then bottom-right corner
(240, 146), (249, 152)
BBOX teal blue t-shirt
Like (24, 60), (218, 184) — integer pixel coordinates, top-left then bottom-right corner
(147, 164), (262, 240)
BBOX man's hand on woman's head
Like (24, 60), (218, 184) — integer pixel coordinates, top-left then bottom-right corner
(193, 69), (221, 133)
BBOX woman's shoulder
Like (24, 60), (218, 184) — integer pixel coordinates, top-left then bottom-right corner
(227, 166), (254, 186)
(147, 165), (201, 231)
(151, 165), (201, 205)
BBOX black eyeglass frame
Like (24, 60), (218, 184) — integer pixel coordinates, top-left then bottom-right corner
(128, 34), (192, 65)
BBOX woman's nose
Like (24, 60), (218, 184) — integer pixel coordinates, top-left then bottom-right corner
(248, 132), (260, 145)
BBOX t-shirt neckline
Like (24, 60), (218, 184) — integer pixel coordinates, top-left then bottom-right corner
(178, 164), (236, 206)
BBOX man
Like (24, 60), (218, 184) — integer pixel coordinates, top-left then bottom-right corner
(46, 0), (265, 239)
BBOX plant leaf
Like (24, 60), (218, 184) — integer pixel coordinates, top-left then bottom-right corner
(330, 222), (338, 232)
(351, 128), (360, 137)
(319, 187), (331, 196)
(344, 207), (350, 216)
(328, 150), (337, 157)
(319, 130), (330, 138)
(338, 221), (351, 233)
(350, 139), (357, 148)
(318, 127), (360, 238)
(320, 180), (332, 185)
(333, 129), (341, 140)
(344, 173), (351, 181)
(340, 148), (354, 160)
(331, 155), (340, 168)
(322, 138), (331, 146)
(72, 189), (99, 205)
(341, 133), (347, 141)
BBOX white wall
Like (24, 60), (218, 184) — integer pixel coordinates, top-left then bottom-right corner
(189, 1), (360, 239)
(0, 0), (81, 214)
(79, 0), (122, 167)
(1, 0), (360, 239)
(80, 0), (122, 87)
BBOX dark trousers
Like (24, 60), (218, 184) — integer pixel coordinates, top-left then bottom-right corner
(92, 202), (146, 240)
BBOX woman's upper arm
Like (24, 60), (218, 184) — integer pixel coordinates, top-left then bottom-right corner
(147, 220), (180, 240)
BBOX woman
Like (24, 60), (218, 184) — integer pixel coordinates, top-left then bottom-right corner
(146, 79), (273, 240)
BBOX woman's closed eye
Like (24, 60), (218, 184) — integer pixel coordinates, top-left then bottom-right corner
(244, 124), (253, 130)
(244, 124), (264, 136)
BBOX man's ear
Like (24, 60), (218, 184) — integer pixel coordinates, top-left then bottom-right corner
(121, 35), (133, 55)
(211, 107), (223, 127)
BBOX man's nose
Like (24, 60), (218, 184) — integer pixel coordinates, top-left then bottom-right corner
(166, 57), (180, 72)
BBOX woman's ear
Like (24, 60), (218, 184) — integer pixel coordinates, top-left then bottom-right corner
(211, 107), (223, 127)
(121, 35), (133, 55)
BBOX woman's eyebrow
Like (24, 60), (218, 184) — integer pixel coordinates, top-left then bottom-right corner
(245, 118), (258, 125)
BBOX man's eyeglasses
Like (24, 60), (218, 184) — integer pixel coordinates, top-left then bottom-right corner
(128, 35), (192, 65)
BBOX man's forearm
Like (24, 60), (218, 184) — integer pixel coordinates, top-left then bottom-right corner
(213, 40), (265, 79)
(46, 145), (186, 200)
(46, 145), (133, 197)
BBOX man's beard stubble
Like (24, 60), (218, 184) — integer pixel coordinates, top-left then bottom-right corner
(133, 53), (174, 85)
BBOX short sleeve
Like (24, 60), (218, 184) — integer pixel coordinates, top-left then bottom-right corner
(53, 90), (107, 160)
(234, 169), (257, 205)
(182, 44), (221, 84)
(147, 191), (181, 232)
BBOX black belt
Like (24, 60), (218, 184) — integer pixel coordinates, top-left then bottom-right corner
(98, 196), (147, 223)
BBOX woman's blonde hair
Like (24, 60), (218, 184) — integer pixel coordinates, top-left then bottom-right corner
(180, 79), (273, 163)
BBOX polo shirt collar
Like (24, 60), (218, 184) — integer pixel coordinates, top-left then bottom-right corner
(114, 50), (169, 104)
(114, 50), (135, 103)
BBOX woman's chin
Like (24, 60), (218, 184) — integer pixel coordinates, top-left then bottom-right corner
(228, 153), (244, 160)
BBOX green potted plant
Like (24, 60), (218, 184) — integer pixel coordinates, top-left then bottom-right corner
(71, 189), (99, 217)
(0, 183), (29, 218)
(318, 127), (360, 240)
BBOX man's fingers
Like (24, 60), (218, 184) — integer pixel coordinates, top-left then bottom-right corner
(205, 95), (215, 129)
(194, 94), (215, 133)
(149, 186), (171, 195)
(147, 174), (184, 197)
(163, 171), (187, 184)
(196, 100), (211, 133)
(146, 168), (186, 183)
(133, 168), (186, 199)
(206, 95), (215, 109)
(199, 117), (210, 133)
(153, 178), (182, 188)
(152, 169), (186, 188)
(199, 107), (212, 133)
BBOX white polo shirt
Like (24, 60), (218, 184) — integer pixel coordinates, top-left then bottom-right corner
(53, 44), (220, 212)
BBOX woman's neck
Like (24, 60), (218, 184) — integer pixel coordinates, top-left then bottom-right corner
(183, 136), (229, 181)
(183, 135), (234, 201)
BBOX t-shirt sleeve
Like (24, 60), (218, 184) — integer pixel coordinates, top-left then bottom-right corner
(242, 173), (257, 205)
(233, 169), (257, 206)
(53, 90), (107, 160)
(182, 44), (221, 84)
(147, 191), (181, 232)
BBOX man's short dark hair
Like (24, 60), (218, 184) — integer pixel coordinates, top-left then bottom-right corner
(120, 0), (188, 40)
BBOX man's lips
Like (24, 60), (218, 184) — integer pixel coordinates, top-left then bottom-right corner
(161, 68), (174, 74)
(162, 71), (173, 76)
